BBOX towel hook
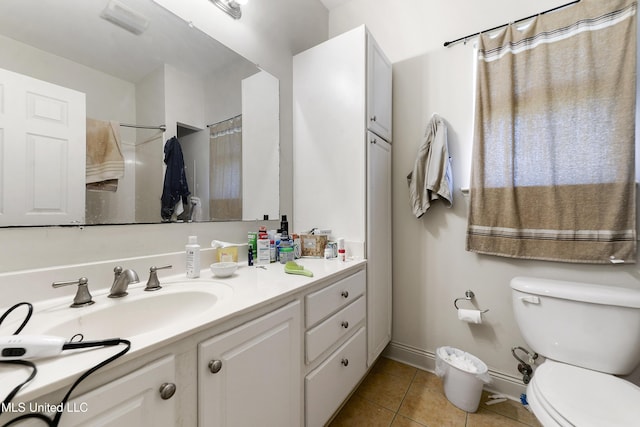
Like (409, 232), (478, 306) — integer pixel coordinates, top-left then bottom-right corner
(454, 290), (489, 313)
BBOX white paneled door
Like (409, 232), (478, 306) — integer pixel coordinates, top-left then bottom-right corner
(0, 67), (86, 226)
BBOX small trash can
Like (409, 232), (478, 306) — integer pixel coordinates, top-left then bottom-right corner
(435, 346), (491, 412)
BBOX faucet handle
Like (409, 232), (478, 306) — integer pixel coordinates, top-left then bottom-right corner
(145, 265), (172, 292)
(52, 277), (95, 308)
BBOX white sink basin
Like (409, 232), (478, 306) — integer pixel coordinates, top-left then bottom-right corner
(5, 280), (233, 341)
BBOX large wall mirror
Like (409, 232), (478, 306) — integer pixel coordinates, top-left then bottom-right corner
(0, 0), (279, 227)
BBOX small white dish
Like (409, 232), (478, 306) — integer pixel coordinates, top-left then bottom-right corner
(210, 262), (238, 278)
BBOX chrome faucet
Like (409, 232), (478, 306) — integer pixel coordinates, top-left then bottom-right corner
(108, 266), (140, 298)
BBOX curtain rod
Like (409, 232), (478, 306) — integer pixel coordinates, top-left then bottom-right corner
(443, 0), (581, 47)
(120, 123), (166, 131)
(207, 114), (242, 128)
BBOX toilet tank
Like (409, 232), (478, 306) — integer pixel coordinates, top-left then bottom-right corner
(511, 276), (640, 375)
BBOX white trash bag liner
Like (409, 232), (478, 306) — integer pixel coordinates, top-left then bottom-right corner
(435, 346), (491, 412)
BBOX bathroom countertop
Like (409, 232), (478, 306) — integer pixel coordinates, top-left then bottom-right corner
(0, 257), (366, 404)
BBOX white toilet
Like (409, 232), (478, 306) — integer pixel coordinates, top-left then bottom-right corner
(511, 276), (640, 427)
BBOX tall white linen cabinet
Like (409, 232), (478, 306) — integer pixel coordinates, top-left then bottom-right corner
(293, 25), (392, 367)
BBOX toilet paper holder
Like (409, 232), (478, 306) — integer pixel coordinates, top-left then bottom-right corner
(454, 290), (489, 313)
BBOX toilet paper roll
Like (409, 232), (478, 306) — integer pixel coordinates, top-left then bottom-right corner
(458, 308), (483, 324)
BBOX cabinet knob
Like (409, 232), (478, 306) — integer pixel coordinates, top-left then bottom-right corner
(159, 382), (176, 400)
(370, 115), (377, 122)
(370, 138), (377, 144)
(341, 358), (349, 367)
(341, 321), (349, 329)
(341, 290), (349, 298)
(208, 359), (223, 374)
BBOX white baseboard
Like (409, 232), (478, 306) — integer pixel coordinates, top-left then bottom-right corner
(382, 341), (527, 401)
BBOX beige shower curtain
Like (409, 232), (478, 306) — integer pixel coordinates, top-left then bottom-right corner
(209, 115), (242, 220)
(467, 0), (637, 263)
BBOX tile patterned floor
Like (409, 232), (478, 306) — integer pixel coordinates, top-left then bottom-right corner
(329, 357), (542, 427)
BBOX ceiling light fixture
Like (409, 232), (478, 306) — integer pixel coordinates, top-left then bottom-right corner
(209, 0), (246, 20)
(100, 0), (150, 35)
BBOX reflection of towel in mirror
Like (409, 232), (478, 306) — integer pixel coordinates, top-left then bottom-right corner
(161, 137), (190, 221)
(86, 118), (124, 192)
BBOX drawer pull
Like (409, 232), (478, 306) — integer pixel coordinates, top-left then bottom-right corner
(208, 359), (223, 374)
(341, 358), (349, 367)
(159, 382), (176, 400)
(341, 291), (349, 298)
(341, 321), (349, 329)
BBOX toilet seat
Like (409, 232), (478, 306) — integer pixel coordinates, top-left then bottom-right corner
(527, 360), (640, 426)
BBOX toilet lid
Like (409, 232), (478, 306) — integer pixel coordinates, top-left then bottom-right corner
(531, 361), (640, 426)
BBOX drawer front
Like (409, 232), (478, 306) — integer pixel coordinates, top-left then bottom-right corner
(305, 327), (366, 427)
(305, 269), (365, 327)
(306, 296), (365, 364)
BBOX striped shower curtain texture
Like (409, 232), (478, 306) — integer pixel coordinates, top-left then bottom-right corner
(466, 0), (637, 263)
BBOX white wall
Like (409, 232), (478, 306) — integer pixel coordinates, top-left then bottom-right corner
(134, 66), (166, 223)
(327, 0), (640, 395)
(242, 71), (280, 221)
(165, 64), (207, 133)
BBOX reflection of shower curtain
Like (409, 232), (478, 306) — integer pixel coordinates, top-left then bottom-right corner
(210, 115), (242, 220)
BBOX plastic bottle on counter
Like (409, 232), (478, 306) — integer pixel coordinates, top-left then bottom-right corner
(248, 246), (254, 266)
(292, 234), (301, 259)
(278, 231), (291, 262)
(186, 235), (201, 278)
(268, 230), (278, 263)
(337, 238), (346, 262)
(324, 246), (334, 260)
(256, 226), (271, 265)
(279, 247), (294, 264)
(280, 214), (289, 235)
(248, 231), (257, 266)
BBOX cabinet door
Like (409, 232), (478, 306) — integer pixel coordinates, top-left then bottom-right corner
(60, 356), (176, 427)
(198, 301), (301, 427)
(0, 67), (86, 226)
(367, 133), (392, 365)
(366, 35), (392, 142)
(305, 327), (366, 427)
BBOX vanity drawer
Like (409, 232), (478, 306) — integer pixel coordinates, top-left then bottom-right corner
(305, 269), (365, 327)
(306, 296), (365, 363)
(305, 327), (366, 427)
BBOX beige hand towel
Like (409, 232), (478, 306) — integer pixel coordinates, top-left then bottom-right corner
(86, 118), (124, 190)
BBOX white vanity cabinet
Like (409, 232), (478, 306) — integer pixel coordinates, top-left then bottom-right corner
(3, 262), (370, 427)
(60, 356), (177, 427)
(197, 301), (301, 427)
(293, 25), (393, 367)
(304, 269), (367, 427)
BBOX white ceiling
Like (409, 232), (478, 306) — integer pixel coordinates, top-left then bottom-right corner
(0, 0), (255, 83)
